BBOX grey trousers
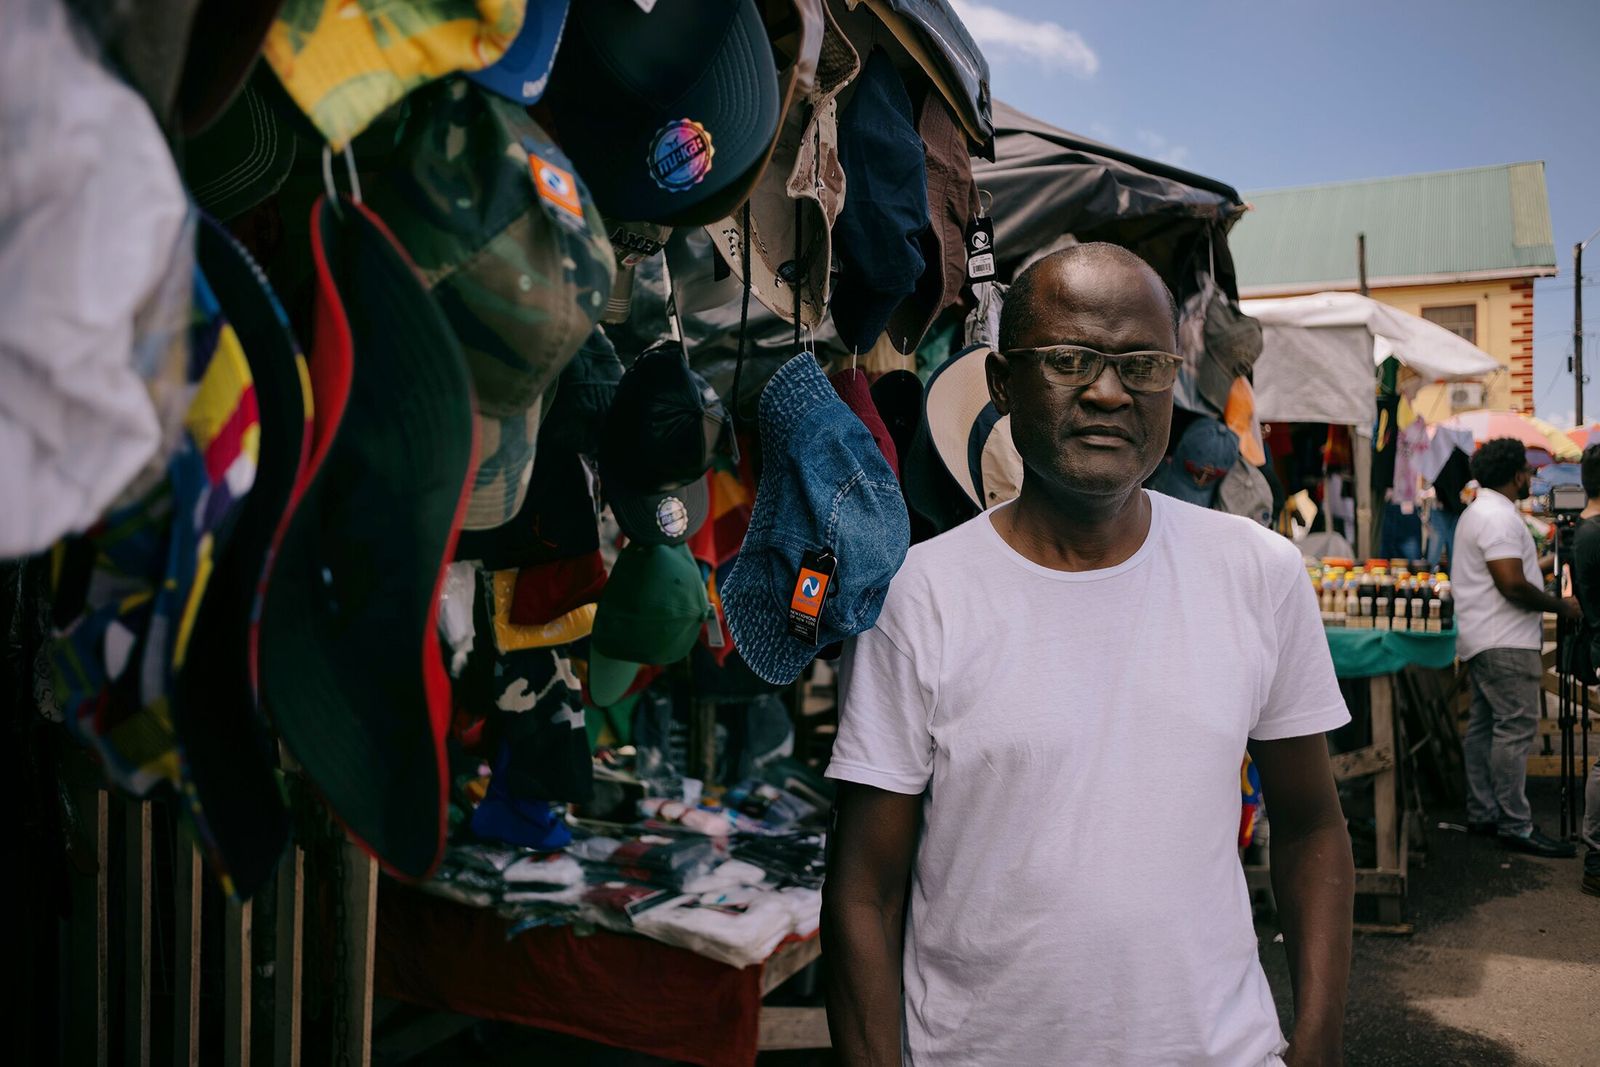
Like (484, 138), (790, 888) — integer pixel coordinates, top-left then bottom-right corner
(1464, 648), (1542, 837)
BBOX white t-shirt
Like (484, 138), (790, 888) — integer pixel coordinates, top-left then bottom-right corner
(826, 493), (1348, 1066)
(1450, 489), (1542, 662)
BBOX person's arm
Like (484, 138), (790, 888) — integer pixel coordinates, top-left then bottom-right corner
(1487, 557), (1580, 620)
(1248, 733), (1354, 1067)
(823, 782), (921, 1066)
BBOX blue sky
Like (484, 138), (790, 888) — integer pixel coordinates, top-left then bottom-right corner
(953, 0), (1600, 425)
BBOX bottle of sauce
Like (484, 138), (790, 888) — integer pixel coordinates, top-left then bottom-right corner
(1345, 583), (1361, 629)
(1412, 579), (1431, 632)
(1438, 581), (1454, 632)
(1375, 577), (1392, 632)
(1394, 580), (1412, 631)
(1358, 575), (1376, 630)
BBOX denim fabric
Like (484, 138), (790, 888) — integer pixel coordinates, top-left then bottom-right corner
(1380, 502), (1423, 562)
(1463, 648), (1542, 837)
(1428, 507), (1459, 569)
(723, 353), (910, 685)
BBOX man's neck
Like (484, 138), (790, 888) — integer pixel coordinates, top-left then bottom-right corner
(992, 478), (1153, 572)
(1486, 484), (1520, 503)
(1583, 497), (1600, 520)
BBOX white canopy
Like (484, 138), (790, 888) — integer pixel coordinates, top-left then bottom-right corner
(1242, 291), (1502, 426)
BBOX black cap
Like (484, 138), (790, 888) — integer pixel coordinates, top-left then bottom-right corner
(543, 0), (782, 226)
(600, 342), (727, 545)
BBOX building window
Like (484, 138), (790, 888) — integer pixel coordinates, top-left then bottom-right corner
(1421, 304), (1476, 344)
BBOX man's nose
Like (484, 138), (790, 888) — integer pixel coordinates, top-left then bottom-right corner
(1079, 361), (1132, 409)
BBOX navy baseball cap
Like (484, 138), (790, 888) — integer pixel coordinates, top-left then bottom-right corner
(722, 353), (910, 685)
(829, 49), (929, 354)
(1150, 416), (1240, 508)
(468, 0), (570, 104)
(542, 0), (785, 226)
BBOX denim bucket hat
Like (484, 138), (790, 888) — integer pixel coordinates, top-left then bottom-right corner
(722, 353), (910, 685)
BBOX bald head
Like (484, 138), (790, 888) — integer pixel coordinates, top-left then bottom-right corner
(998, 243), (1177, 355)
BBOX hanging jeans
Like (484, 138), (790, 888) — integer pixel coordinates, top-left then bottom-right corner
(1428, 509), (1459, 570)
(1463, 648), (1541, 837)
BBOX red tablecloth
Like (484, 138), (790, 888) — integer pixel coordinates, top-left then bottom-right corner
(375, 886), (768, 1067)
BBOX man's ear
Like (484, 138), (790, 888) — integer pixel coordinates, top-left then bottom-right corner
(986, 347), (1013, 416)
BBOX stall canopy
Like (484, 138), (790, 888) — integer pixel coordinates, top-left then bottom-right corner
(1244, 291), (1502, 426)
(972, 101), (1247, 299)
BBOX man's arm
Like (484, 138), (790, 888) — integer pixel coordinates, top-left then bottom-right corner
(1248, 733), (1353, 1067)
(1487, 557), (1580, 620)
(823, 782), (921, 1067)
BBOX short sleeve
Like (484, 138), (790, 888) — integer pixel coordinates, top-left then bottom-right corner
(1476, 508), (1527, 562)
(1251, 546), (1350, 741)
(825, 625), (935, 795)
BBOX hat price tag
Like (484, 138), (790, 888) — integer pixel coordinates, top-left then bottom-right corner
(786, 549), (836, 645)
(965, 216), (996, 281)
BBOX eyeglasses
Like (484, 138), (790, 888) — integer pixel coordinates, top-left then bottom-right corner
(1007, 345), (1184, 393)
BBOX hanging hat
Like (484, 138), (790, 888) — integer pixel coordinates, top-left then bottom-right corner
(357, 79), (614, 531)
(702, 0), (854, 330)
(829, 49), (929, 354)
(923, 343), (1023, 509)
(541, 0), (788, 226)
(257, 196), (476, 880)
(175, 0), (291, 135)
(468, 0), (571, 105)
(870, 369), (924, 477)
(587, 543), (711, 707)
(599, 343), (727, 547)
(721, 353), (909, 685)
(1149, 416), (1240, 509)
(170, 218), (308, 901)
(262, 0), (524, 147)
(181, 74), (299, 222)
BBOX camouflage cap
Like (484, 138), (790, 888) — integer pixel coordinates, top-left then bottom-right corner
(358, 78), (615, 529)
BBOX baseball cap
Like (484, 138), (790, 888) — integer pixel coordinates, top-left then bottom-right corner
(830, 368), (898, 476)
(181, 75), (298, 222)
(587, 543), (712, 706)
(168, 217), (309, 901)
(357, 79), (614, 530)
(923, 344), (1023, 509)
(829, 49), (930, 354)
(885, 91), (978, 354)
(599, 343), (727, 547)
(603, 219), (672, 324)
(870, 369), (924, 476)
(491, 569), (597, 652)
(468, 0), (571, 105)
(511, 551), (607, 627)
(175, 0), (289, 135)
(257, 195), (476, 881)
(262, 0), (524, 147)
(1149, 416), (1240, 509)
(542, 0), (785, 226)
(722, 353), (910, 685)
(702, 0), (856, 330)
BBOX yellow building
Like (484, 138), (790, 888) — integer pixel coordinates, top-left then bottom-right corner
(1228, 162), (1556, 417)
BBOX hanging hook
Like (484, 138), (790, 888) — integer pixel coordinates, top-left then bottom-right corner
(977, 188), (994, 217)
(321, 144), (363, 218)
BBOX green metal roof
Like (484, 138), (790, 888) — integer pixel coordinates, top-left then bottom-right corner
(1230, 162), (1557, 294)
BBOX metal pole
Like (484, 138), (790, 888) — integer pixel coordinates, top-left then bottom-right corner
(1577, 241), (1585, 425)
(1358, 233), (1369, 297)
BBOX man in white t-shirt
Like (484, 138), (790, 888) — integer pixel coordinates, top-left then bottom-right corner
(822, 244), (1354, 1066)
(1450, 437), (1579, 858)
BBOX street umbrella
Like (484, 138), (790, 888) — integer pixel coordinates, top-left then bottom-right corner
(1439, 410), (1581, 462)
(1565, 422), (1600, 450)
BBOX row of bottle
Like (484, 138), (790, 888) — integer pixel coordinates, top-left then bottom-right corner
(1313, 571), (1453, 632)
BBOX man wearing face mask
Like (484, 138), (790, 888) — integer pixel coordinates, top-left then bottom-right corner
(1452, 437), (1580, 858)
(822, 244), (1354, 1066)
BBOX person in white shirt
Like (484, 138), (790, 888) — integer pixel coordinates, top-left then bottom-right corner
(822, 244), (1354, 1067)
(1452, 437), (1580, 858)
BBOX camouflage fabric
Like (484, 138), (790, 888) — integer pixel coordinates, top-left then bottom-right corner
(357, 77), (614, 528)
(264, 0), (525, 148)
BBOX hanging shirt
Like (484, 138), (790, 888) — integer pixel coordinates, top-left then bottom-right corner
(1391, 415), (1432, 509)
(827, 493), (1348, 1066)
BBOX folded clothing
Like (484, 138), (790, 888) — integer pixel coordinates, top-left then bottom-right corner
(505, 852), (583, 888)
(631, 884), (818, 969)
(683, 859), (770, 895)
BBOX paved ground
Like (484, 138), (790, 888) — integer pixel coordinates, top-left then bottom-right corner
(1254, 780), (1598, 1067)
(402, 782), (1598, 1065)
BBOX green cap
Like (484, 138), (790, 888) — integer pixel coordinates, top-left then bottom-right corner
(357, 78), (615, 530)
(587, 543), (710, 706)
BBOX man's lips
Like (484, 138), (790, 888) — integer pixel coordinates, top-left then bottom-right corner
(1069, 425), (1136, 447)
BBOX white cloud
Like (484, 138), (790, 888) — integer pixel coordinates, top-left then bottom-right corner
(950, 1), (1099, 78)
(1135, 129), (1192, 168)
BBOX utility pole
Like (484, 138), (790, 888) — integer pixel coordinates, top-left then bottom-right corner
(1578, 241), (1586, 424)
(1358, 233), (1369, 297)
(1577, 226), (1600, 425)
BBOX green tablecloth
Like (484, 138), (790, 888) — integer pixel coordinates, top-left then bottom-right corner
(1324, 627), (1457, 679)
